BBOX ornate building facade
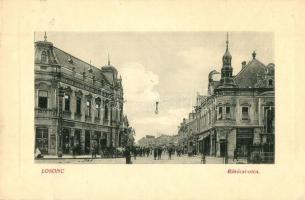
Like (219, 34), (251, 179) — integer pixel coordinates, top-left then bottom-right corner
(34, 34), (129, 156)
(178, 34), (275, 162)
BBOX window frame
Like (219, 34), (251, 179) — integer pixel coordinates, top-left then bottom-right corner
(38, 90), (48, 109)
(241, 106), (249, 120)
(76, 97), (82, 115)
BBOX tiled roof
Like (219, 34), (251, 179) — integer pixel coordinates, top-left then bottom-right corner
(234, 58), (266, 88)
(53, 47), (110, 85)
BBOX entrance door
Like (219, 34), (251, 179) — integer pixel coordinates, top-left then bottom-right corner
(74, 129), (81, 155)
(85, 131), (91, 154)
(236, 129), (254, 158)
(63, 128), (70, 154)
(219, 140), (226, 157)
(35, 127), (49, 154)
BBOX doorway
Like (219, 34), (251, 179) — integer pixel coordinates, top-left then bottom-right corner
(63, 128), (70, 154)
(219, 140), (226, 157)
(85, 130), (91, 154)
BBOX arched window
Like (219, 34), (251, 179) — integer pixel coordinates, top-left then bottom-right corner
(86, 100), (91, 116)
(41, 51), (47, 63)
(268, 79), (273, 86)
(95, 103), (100, 119)
(64, 94), (70, 111)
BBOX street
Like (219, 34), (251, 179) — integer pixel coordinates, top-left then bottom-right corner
(35, 154), (247, 164)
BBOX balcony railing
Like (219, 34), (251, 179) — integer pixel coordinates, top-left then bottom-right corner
(103, 118), (109, 125)
(74, 113), (82, 121)
(94, 117), (100, 123)
(63, 110), (71, 119)
(35, 108), (57, 118)
(85, 115), (92, 122)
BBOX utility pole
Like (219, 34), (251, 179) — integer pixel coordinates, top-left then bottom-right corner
(57, 87), (64, 158)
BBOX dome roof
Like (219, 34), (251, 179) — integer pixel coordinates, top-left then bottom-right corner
(223, 48), (232, 59)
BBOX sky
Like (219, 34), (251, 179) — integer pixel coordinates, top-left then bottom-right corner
(35, 32), (274, 141)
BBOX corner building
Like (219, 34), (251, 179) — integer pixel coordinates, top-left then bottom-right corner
(192, 35), (275, 161)
(34, 36), (126, 156)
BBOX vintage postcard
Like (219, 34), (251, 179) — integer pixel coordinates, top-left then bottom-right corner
(34, 32), (275, 165)
(1, 1), (304, 200)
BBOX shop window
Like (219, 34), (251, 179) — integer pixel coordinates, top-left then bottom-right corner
(264, 107), (274, 133)
(35, 127), (48, 154)
(242, 107), (249, 120)
(38, 90), (48, 109)
(64, 94), (70, 111)
(76, 97), (81, 114)
(226, 107), (231, 119)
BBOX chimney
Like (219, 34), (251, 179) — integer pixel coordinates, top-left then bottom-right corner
(242, 61), (247, 69)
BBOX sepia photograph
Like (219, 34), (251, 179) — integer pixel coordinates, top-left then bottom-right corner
(34, 32), (275, 164)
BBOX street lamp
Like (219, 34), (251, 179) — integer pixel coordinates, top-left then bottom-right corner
(57, 87), (64, 158)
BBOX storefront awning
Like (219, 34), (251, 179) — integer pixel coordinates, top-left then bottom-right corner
(198, 132), (210, 141)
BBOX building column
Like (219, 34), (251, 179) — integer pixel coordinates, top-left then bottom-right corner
(253, 128), (262, 144)
(107, 130), (111, 147)
(210, 131), (213, 156)
(227, 129), (236, 158)
(80, 129), (85, 154)
(70, 128), (75, 154)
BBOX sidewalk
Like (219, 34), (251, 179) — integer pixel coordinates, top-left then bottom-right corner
(204, 156), (248, 164)
(40, 155), (123, 159)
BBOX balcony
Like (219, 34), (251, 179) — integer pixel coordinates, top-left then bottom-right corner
(35, 108), (57, 118)
(63, 110), (71, 119)
(94, 117), (100, 123)
(85, 115), (92, 123)
(103, 118), (109, 125)
(74, 113), (82, 121)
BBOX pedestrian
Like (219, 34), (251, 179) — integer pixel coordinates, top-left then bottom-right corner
(201, 152), (206, 164)
(153, 147), (157, 160)
(158, 147), (162, 160)
(124, 147), (132, 164)
(233, 148), (238, 162)
(72, 144), (76, 158)
(133, 147), (137, 160)
(168, 148), (172, 160)
(35, 147), (43, 159)
(91, 142), (97, 159)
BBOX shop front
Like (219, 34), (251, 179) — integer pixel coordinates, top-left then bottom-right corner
(236, 128), (254, 158)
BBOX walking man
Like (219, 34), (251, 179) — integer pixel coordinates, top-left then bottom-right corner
(233, 148), (238, 162)
(153, 147), (157, 160)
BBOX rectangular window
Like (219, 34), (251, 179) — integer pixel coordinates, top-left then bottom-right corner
(226, 107), (231, 119)
(76, 97), (81, 114)
(38, 90), (48, 109)
(218, 107), (223, 120)
(242, 107), (249, 120)
(64, 94), (70, 111)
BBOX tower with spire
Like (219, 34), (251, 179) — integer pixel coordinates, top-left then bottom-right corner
(218, 33), (236, 88)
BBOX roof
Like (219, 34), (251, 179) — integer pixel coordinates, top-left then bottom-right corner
(234, 58), (266, 88)
(52, 47), (111, 85)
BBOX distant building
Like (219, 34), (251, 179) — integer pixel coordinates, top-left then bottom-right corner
(137, 135), (156, 147)
(178, 34), (275, 162)
(34, 34), (130, 156)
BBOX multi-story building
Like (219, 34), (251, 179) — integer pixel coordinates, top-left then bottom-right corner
(178, 34), (275, 162)
(34, 34), (128, 156)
